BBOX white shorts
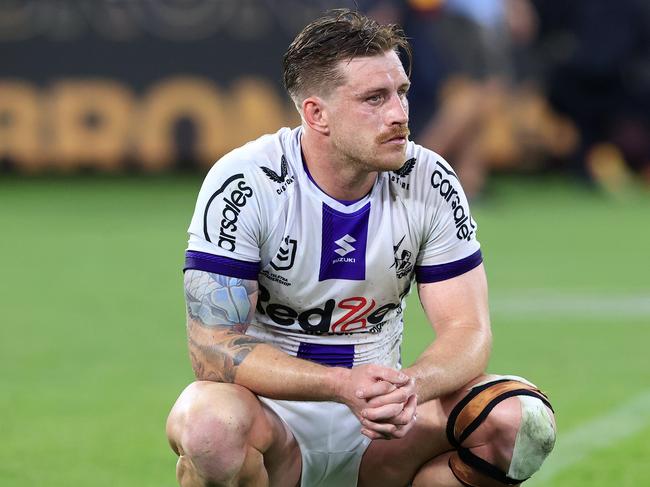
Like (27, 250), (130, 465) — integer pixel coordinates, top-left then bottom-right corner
(259, 398), (371, 487)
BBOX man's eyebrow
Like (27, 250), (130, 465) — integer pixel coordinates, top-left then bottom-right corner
(358, 87), (389, 96)
(358, 82), (410, 96)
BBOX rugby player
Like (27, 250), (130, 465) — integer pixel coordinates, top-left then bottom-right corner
(166, 9), (556, 487)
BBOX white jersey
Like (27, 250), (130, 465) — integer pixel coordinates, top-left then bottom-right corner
(185, 126), (481, 369)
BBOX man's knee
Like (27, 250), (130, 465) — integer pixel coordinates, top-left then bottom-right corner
(167, 381), (263, 484)
(486, 395), (556, 479)
(446, 376), (556, 486)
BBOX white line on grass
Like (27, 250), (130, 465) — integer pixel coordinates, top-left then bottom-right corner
(527, 390), (650, 486)
(490, 293), (650, 318)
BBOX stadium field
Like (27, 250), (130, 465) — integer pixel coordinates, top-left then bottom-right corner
(1, 175), (649, 486)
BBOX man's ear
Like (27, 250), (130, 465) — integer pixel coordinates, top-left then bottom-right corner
(302, 96), (330, 135)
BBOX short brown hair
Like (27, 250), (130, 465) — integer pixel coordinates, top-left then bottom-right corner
(283, 9), (411, 104)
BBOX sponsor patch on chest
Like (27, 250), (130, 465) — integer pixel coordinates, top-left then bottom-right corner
(318, 202), (370, 281)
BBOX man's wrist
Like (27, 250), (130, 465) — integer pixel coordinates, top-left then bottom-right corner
(403, 365), (440, 403)
(324, 366), (351, 403)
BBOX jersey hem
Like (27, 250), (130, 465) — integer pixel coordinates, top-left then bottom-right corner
(184, 250), (260, 280)
(415, 249), (483, 283)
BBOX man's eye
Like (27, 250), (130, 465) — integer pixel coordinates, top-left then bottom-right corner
(367, 95), (382, 104)
(398, 86), (410, 99)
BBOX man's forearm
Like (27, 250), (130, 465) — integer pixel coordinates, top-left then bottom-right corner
(183, 269), (407, 413)
(184, 269), (348, 402)
(403, 325), (491, 403)
(188, 318), (347, 402)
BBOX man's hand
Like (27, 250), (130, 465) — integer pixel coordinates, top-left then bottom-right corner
(359, 376), (417, 440)
(333, 365), (418, 440)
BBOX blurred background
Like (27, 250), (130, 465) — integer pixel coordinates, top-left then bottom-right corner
(1, 1), (649, 486)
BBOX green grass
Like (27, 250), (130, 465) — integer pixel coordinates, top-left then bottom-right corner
(1, 175), (649, 486)
(549, 424), (650, 486)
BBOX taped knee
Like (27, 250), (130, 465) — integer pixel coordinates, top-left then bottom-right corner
(446, 377), (556, 486)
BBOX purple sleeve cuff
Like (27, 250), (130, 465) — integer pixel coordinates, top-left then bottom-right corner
(184, 251), (260, 280)
(415, 249), (483, 283)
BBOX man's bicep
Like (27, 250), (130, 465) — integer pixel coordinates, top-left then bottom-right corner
(417, 263), (490, 334)
(184, 269), (258, 331)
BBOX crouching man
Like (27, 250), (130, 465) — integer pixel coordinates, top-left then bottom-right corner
(167, 9), (556, 487)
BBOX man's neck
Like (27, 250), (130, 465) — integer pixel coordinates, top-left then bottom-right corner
(300, 131), (377, 201)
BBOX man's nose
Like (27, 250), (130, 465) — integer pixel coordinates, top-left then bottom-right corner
(386, 93), (409, 125)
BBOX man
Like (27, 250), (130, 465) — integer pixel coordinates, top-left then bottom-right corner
(167, 9), (556, 487)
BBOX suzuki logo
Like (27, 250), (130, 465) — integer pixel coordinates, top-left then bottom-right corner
(334, 234), (356, 256)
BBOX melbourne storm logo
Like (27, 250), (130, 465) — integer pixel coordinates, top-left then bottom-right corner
(261, 155), (295, 195)
(390, 235), (414, 278)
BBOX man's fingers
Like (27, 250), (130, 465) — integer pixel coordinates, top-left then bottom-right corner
(373, 368), (410, 386)
(391, 417), (416, 438)
(361, 401), (405, 421)
(356, 380), (396, 400)
(359, 397), (418, 440)
(390, 394), (418, 425)
(363, 394), (418, 425)
(365, 386), (412, 408)
(360, 417), (413, 439)
(361, 428), (389, 440)
(356, 374), (414, 401)
(360, 417), (399, 436)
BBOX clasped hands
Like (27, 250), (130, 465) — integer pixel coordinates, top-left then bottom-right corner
(338, 364), (418, 440)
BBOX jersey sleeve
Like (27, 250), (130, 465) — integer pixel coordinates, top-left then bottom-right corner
(414, 154), (482, 283)
(184, 155), (262, 280)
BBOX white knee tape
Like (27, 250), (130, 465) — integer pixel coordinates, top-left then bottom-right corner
(508, 395), (556, 480)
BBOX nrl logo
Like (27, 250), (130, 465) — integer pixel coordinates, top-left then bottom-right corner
(390, 235), (413, 279)
(271, 235), (298, 271)
(261, 155), (295, 194)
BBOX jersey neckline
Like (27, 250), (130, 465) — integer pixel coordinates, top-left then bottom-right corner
(290, 126), (385, 212)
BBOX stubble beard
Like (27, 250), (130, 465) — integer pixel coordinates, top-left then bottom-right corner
(373, 125), (410, 171)
(333, 131), (408, 174)
(366, 137), (409, 172)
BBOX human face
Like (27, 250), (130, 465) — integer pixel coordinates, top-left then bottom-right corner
(326, 50), (410, 172)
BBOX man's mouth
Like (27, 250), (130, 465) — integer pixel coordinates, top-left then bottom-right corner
(387, 136), (407, 144)
(381, 131), (410, 144)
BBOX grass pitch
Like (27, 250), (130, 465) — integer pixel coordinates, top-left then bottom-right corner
(1, 175), (648, 486)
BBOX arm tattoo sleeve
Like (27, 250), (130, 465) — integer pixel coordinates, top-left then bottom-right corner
(184, 269), (262, 383)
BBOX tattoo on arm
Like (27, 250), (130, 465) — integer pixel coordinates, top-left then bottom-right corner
(185, 269), (257, 328)
(184, 269), (262, 382)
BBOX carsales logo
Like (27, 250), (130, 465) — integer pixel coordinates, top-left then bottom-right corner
(431, 162), (476, 241)
(256, 284), (400, 334)
(203, 173), (254, 251)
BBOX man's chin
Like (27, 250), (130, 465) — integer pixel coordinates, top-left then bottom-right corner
(381, 149), (408, 171)
(358, 145), (407, 172)
(375, 157), (407, 172)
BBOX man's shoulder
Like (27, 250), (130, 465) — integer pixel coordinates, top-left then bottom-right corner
(208, 127), (294, 172)
(196, 128), (300, 207)
(189, 128), (300, 258)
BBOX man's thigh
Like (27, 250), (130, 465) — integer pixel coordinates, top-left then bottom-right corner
(166, 381), (301, 487)
(357, 395), (451, 486)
